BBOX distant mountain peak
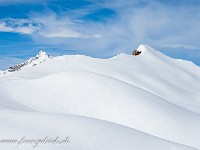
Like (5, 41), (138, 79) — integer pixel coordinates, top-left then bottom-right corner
(131, 45), (153, 56)
(36, 50), (48, 58)
(135, 44), (168, 59)
(137, 44), (153, 54)
(5, 50), (50, 73)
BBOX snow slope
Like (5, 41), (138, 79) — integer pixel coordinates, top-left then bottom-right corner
(0, 110), (195, 150)
(0, 45), (200, 149)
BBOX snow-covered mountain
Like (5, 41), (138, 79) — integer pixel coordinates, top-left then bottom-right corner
(0, 50), (49, 76)
(0, 45), (200, 150)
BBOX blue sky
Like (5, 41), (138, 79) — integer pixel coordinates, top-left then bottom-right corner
(0, 0), (200, 69)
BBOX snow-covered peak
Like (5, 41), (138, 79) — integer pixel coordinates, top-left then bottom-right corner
(136, 44), (157, 55)
(130, 44), (159, 57)
(35, 50), (48, 59)
(137, 44), (151, 54)
(135, 44), (171, 60)
(26, 50), (49, 66)
(0, 50), (50, 75)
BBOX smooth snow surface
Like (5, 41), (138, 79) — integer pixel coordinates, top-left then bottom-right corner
(0, 45), (200, 150)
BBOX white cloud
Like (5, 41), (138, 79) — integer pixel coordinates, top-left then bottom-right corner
(31, 13), (100, 39)
(163, 44), (199, 50)
(0, 14), (101, 39)
(15, 24), (37, 34)
(1, 0), (200, 58)
(39, 30), (82, 38)
(0, 22), (14, 32)
(0, 19), (39, 34)
(57, 0), (200, 55)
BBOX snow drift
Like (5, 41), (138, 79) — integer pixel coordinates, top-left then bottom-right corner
(0, 45), (200, 150)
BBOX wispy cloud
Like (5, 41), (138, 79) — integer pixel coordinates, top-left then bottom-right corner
(0, 14), (101, 39)
(0, 18), (39, 34)
(0, 0), (200, 61)
(0, 22), (13, 32)
(163, 44), (200, 50)
(31, 13), (101, 38)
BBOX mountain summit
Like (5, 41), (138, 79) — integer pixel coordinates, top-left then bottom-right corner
(1, 50), (49, 75)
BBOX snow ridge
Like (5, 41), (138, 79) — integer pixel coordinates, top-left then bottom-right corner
(0, 45), (200, 150)
(0, 50), (49, 76)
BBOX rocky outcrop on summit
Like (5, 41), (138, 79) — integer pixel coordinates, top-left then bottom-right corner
(132, 50), (142, 56)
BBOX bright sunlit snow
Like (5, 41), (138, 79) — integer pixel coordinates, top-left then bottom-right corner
(0, 45), (200, 150)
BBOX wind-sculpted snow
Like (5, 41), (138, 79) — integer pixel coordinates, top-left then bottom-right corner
(0, 45), (200, 149)
(0, 110), (195, 150)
